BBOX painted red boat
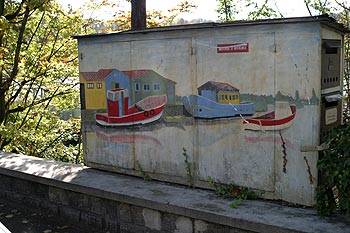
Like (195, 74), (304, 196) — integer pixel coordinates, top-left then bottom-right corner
(96, 88), (167, 126)
(243, 102), (296, 131)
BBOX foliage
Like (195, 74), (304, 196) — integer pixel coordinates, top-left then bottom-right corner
(216, 0), (236, 21)
(216, 0), (277, 22)
(245, 0), (277, 20)
(0, 0), (83, 163)
(182, 147), (193, 187)
(136, 160), (152, 181)
(207, 176), (259, 208)
(81, 0), (197, 33)
(303, 0), (333, 15)
(316, 123), (350, 216)
(337, 7), (350, 121)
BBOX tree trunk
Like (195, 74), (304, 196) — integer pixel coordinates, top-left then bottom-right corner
(131, 0), (146, 30)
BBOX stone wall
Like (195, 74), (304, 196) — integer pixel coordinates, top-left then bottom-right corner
(0, 152), (348, 233)
(0, 174), (250, 233)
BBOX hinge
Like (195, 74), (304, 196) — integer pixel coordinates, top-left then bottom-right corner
(191, 47), (196, 56)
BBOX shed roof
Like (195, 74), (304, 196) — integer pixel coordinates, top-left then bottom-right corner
(73, 15), (349, 40)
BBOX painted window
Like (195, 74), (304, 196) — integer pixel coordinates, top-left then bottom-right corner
(97, 83), (103, 89)
(135, 83), (140, 91)
(87, 83), (94, 89)
(112, 82), (119, 89)
(154, 83), (160, 91)
(143, 84), (150, 91)
(107, 91), (114, 101)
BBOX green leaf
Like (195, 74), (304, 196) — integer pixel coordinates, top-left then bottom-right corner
(230, 199), (243, 208)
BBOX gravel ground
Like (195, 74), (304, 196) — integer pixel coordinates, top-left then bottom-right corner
(0, 198), (102, 233)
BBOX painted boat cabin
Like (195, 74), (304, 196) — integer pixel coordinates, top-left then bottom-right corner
(198, 81), (240, 104)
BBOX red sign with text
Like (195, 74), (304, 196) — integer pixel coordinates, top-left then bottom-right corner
(217, 43), (249, 53)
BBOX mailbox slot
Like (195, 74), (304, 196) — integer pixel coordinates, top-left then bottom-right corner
(320, 40), (342, 142)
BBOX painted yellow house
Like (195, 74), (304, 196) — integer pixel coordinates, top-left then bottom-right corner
(80, 69), (114, 109)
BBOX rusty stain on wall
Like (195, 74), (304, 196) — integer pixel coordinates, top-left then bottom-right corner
(279, 131), (288, 173)
(303, 156), (314, 184)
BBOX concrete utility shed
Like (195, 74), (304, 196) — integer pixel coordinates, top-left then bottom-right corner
(74, 15), (348, 206)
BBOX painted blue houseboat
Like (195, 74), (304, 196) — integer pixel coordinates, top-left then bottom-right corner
(182, 81), (254, 119)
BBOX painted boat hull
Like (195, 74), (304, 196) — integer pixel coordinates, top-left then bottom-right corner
(96, 109), (164, 126)
(96, 95), (167, 126)
(182, 95), (254, 119)
(243, 105), (296, 131)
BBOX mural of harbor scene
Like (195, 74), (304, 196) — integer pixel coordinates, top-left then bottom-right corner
(80, 68), (318, 131)
(81, 68), (319, 192)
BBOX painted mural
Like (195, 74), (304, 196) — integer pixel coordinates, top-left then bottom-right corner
(75, 16), (347, 207)
(182, 81), (255, 119)
(95, 89), (167, 126)
(80, 69), (301, 131)
(242, 102), (296, 131)
(80, 69), (176, 110)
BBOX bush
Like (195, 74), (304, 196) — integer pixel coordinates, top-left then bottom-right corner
(316, 122), (350, 216)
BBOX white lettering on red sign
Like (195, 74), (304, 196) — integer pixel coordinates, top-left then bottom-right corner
(217, 43), (249, 53)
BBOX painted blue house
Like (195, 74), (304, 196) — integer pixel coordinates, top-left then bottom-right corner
(104, 70), (132, 106)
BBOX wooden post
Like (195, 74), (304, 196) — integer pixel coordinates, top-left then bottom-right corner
(131, 0), (146, 30)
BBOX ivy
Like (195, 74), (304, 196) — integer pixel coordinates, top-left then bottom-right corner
(316, 122), (350, 216)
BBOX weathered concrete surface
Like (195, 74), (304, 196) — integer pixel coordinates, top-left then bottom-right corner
(0, 151), (349, 233)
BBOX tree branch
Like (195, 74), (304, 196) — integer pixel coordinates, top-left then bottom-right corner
(7, 91), (71, 114)
(304, 0), (313, 16)
(9, 6), (30, 84)
(18, 79), (45, 129)
(34, 76), (68, 130)
(335, 0), (350, 11)
(4, 0), (25, 20)
(26, 11), (46, 50)
(36, 129), (67, 158)
(0, 0), (5, 16)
